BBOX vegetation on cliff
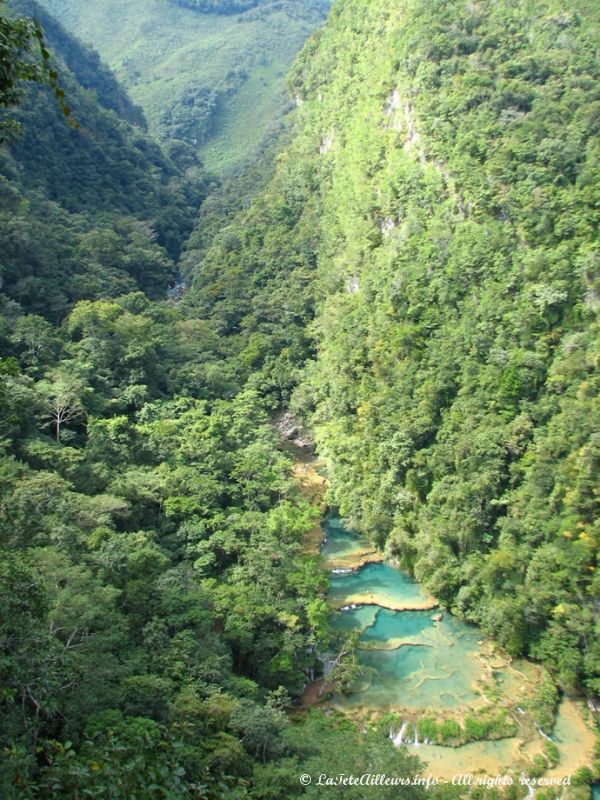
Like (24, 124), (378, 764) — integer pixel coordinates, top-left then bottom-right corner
(184, 0), (600, 697)
(2, 0), (599, 794)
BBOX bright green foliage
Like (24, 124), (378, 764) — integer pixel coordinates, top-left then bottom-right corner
(181, 127), (321, 404)
(439, 719), (461, 743)
(287, 712), (425, 800)
(2, 0), (599, 793)
(37, 0), (331, 172)
(177, 0), (600, 698)
(0, 5), (347, 796)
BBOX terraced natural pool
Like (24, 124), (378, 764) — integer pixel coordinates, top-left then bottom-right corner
(323, 514), (484, 711)
(317, 511), (597, 783)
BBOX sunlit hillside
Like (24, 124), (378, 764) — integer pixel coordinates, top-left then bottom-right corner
(38, 0), (330, 172)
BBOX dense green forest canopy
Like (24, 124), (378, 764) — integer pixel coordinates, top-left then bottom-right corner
(0, 3), (427, 797)
(294, 0), (600, 695)
(11, 0), (146, 125)
(1, 1), (211, 322)
(1, 0), (600, 796)
(182, 0), (600, 700)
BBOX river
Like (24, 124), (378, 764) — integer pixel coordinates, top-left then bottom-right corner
(295, 453), (598, 787)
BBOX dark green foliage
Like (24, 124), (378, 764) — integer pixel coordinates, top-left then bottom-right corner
(180, 127), (321, 405)
(286, 712), (425, 799)
(11, 0), (146, 125)
(0, 0), (56, 136)
(0, 185), (177, 318)
(6, 79), (207, 257)
(0, 7), (211, 317)
(0, 7), (330, 796)
(178, 0), (600, 698)
(2, 0), (599, 794)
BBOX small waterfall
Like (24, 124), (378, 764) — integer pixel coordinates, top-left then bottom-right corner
(536, 725), (552, 742)
(391, 721), (423, 747)
(516, 706), (525, 714)
(322, 657), (334, 676)
(521, 775), (535, 799)
(392, 720), (408, 745)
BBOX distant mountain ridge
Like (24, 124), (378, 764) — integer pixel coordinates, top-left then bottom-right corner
(37, 0), (331, 173)
(1, 1), (210, 317)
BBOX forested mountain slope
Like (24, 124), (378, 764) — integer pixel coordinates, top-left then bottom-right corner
(185, 0), (600, 697)
(2, 0), (600, 794)
(11, 0), (146, 126)
(1, 0), (211, 319)
(0, 3), (426, 797)
(294, 0), (600, 695)
(37, 0), (330, 172)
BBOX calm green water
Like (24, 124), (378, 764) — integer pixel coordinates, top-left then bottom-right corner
(326, 516), (483, 710)
(329, 562), (430, 608)
(321, 514), (369, 563)
(332, 604), (482, 710)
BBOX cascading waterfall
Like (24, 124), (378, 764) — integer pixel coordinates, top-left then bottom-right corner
(390, 720), (409, 745)
(388, 720), (432, 747)
(521, 775), (536, 799)
(389, 721), (424, 747)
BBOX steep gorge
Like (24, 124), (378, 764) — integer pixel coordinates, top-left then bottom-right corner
(229, 0), (600, 697)
(1, 0), (599, 796)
